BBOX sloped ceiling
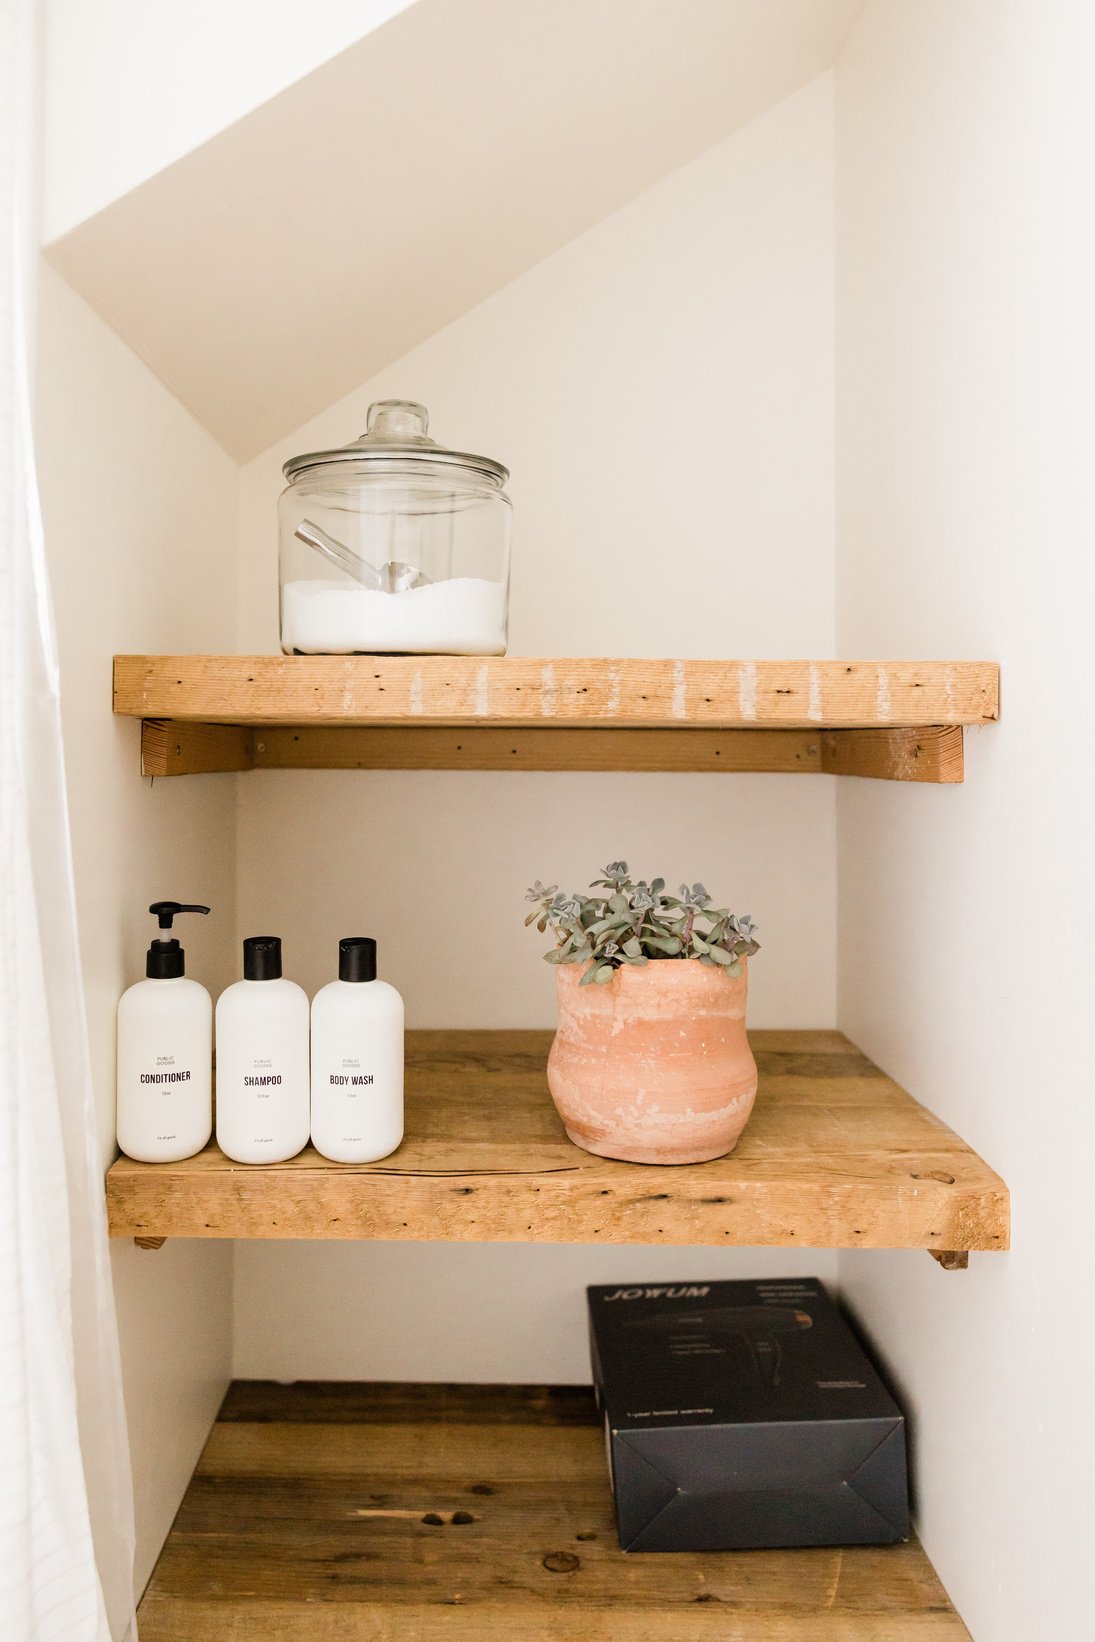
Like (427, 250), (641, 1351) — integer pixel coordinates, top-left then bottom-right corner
(46, 0), (863, 460)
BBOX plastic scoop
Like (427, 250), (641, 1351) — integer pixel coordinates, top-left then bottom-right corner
(295, 520), (430, 592)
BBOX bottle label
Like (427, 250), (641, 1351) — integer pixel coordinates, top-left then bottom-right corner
(325, 1054), (377, 1094)
(140, 1054), (192, 1085)
(243, 1057), (283, 1097)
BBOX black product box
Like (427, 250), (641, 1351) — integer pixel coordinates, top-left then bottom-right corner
(588, 1277), (909, 1552)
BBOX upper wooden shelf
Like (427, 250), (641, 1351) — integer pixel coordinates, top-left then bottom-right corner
(107, 1029), (1009, 1261)
(114, 656), (999, 781)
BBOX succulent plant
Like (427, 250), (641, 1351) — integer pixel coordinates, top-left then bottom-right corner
(525, 863), (760, 986)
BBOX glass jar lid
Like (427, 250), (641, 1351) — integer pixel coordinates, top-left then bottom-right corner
(282, 400), (508, 487)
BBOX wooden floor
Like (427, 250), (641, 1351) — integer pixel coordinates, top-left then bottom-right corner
(138, 1383), (970, 1641)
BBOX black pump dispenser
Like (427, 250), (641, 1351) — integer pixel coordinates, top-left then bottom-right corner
(339, 937), (377, 983)
(145, 901), (210, 978)
(244, 936), (283, 981)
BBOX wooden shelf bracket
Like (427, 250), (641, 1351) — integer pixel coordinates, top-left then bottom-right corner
(139, 718), (966, 782)
(930, 1249), (970, 1271)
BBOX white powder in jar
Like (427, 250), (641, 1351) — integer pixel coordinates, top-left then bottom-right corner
(281, 577), (508, 655)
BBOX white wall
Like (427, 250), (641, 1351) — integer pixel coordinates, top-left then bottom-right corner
(237, 71), (837, 665)
(234, 1244), (833, 1382)
(233, 74), (841, 1381)
(36, 264), (239, 1595)
(43, 0), (861, 459)
(835, 3), (1095, 1637)
(42, 0), (411, 240)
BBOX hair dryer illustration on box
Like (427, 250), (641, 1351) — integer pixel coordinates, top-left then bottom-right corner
(623, 1306), (813, 1393)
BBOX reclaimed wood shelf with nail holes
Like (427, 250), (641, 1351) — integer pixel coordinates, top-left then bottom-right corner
(135, 1381), (972, 1642)
(112, 655), (999, 782)
(106, 1030), (1009, 1264)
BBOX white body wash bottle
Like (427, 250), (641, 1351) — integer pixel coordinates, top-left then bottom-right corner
(311, 937), (404, 1163)
(117, 901), (213, 1163)
(216, 936), (310, 1164)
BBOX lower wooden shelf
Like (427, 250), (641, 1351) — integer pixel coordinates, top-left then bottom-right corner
(106, 1030), (1009, 1256)
(136, 1382), (970, 1641)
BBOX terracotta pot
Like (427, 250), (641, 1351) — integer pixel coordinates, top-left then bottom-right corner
(547, 959), (758, 1165)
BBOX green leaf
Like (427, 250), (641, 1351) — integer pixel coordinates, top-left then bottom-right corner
(588, 916), (628, 936)
(593, 964), (616, 983)
(622, 937), (643, 958)
(706, 945), (737, 965)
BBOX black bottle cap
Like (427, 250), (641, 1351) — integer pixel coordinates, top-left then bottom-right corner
(339, 937), (377, 983)
(146, 901), (210, 977)
(244, 936), (283, 981)
(147, 938), (184, 979)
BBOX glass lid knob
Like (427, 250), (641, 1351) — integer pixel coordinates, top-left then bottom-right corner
(365, 400), (430, 441)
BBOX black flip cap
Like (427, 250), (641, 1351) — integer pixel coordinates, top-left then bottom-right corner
(339, 937), (377, 983)
(244, 936), (283, 981)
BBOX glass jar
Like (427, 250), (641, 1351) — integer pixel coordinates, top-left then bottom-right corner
(278, 400), (511, 655)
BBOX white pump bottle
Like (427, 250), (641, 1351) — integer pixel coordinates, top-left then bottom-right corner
(311, 937), (404, 1163)
(216, 936), (310, 1164)
(116, 901), (212, 1162)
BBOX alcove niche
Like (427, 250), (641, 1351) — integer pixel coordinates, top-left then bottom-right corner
(41, 2), (1018, 1634)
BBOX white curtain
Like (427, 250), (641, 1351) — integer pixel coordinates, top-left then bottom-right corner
(0, 2), (137, 1639)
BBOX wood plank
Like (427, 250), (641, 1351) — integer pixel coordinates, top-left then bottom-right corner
(146, 723), (966, 782)
(114, 656), (1000, 730)
(219, 1382), (599, 1425)
(140, 718), (254, 776)
(821, 726), (964, 783)
(106, 1030), (1010, 1253)
(136, 1599), (968, 1641)
(249, 724), (825, 772)
(137, 1382), (970, 1641)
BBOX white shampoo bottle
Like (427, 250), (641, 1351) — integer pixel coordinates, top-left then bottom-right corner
(311, 937), (404, 1163)
(117, 901), (213, 1162)
(216, 936), (310, 1164)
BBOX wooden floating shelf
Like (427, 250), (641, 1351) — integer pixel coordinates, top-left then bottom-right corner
(106, 1030), (1009, 1259)
(114, 656), (998, 781)
(137, 1381), (971, 1642)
